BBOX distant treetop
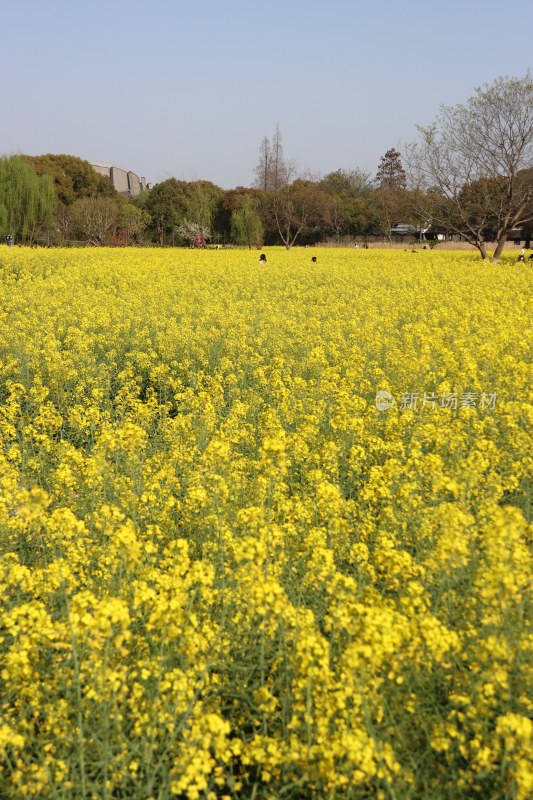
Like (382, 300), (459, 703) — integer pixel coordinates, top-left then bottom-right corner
(22, 154), (116, 205)
(374, 148), (407, 192)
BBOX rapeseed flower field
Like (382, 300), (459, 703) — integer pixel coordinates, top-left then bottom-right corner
(0, 245), (531, 799)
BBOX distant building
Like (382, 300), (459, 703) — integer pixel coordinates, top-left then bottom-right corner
(90, 162), (149, 197)
(390, 223), (431, 238)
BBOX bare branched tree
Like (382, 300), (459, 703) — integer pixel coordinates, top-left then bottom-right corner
(254, 126), (322, 248)
(407, 73), (533, 260)
(254, 124), (291, 192)
(272, 174), (326, 249)
(69, 196), (121, 246)
(254, 136), (272, 192)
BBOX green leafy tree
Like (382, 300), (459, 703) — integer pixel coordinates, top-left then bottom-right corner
(141, 179), (189, 244)
(182, 181), (222, 245)
(214, 187), (262, 243)
(231, 197), (264, 248)
(140, 179), (223, 246)
(319, 169), (373, 241)
(321, 168), (372, 198)
(115, 202), (151, 245)
(22, 154), (116, 205)
(0, 155), (55, 243)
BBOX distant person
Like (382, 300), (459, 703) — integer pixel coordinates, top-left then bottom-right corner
(517, 254), (525, 262)
(311, 256), (317, 263)
(258, 253), (267, 264)
(529, 253), (533, 261)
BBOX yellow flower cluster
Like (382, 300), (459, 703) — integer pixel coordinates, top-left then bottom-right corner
(0, 245), (531, 798)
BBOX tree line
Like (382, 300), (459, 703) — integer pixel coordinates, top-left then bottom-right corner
(1, 73), (532, 259)
(0, 150), (409, 250)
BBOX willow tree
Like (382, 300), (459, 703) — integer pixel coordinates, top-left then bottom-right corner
(0, 156), (55, 243)
(231, 197), (263, 248)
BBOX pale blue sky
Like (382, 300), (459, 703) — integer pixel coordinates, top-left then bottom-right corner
(2, 0), (531, 188)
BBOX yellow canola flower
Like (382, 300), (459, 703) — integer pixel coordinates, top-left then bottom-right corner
(0, 246), (531, 799)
